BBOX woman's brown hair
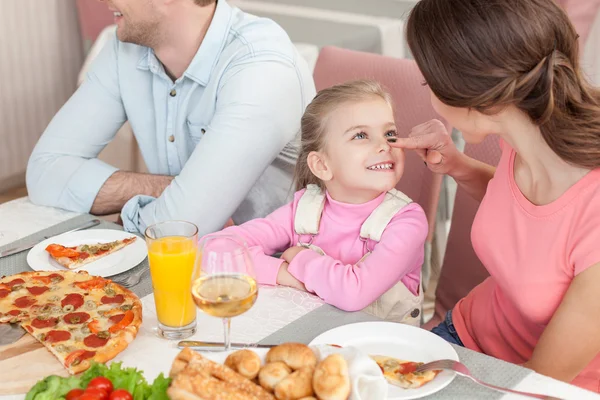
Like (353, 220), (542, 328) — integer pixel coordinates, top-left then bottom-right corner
(294, 80), (393, 191)
(407, 0), (600, 168)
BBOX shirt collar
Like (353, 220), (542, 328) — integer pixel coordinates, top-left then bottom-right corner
(137, 0), (233, 85)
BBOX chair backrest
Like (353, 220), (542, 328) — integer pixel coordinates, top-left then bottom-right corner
(557, 0), (600, 46)
(75, 0), (114, 52)
(428, 136), (501, 327)
(313, 47), (451, 240)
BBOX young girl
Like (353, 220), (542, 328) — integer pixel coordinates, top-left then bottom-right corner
(394, 0), (600, 391)
(214, 80), (428, 324)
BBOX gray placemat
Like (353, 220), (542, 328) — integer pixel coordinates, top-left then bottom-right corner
(0, 214), (152, 298)
(259, 304), (533, 399)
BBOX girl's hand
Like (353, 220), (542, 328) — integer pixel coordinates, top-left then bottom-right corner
(276, 262), (307, 291)
(389, 119), (463, 175)
(281, 246), (308, 263)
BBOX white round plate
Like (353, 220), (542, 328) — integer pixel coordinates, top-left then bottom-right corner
(310, 321), (459, 399)
(27, 229), (147, 277)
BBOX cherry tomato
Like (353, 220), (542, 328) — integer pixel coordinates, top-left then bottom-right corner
(81, 387), (109, 400)
(109, 389), (133, 400)
(79, 393), (105, 400)
(87, 376), (113, 394)
(65, 388), (85, 400)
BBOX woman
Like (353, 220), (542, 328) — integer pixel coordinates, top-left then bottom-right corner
(394, 0), (600, 391)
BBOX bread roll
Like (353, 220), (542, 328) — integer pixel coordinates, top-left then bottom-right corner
(266, 343), (317, 370)
(274, 366), (315, 400)
(225, 349), (262, 380)
(168, 348), (275, 400)
(259, 361), (292, 392)
(313, 354), (350, 400)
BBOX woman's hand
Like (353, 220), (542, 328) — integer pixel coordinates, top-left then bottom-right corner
(389, 119), (463, 175)
(276, 261), (307, 291)
(281, 246), (308, 264)
(391, 119), (496, 202)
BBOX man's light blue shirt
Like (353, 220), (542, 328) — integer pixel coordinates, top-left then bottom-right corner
(27, 0), (315, 235)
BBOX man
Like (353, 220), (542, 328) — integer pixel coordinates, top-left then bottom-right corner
(26, 0), (315, 235)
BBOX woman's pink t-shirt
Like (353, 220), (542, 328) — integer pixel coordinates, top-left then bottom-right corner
(452, 141), (600, 392)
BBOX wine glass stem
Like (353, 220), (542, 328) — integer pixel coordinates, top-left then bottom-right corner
(223, 317), (231, 351)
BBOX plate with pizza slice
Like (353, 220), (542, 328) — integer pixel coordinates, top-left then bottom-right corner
(309, 321), (459, 399)
(27, 229), (147, 277)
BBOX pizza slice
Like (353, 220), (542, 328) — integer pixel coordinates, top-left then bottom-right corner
(45, 237), (137, 269)
(370, 355), (440, 389)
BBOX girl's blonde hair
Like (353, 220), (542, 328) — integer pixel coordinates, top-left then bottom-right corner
(294, 80), (393, 191)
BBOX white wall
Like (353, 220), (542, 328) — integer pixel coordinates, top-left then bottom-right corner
(0, 0), (83, 191)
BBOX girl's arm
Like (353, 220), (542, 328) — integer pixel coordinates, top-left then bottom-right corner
(286, 203), (428, 311)
(210, 199), (296, 285)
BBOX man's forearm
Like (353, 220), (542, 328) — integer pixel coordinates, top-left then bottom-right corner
(90, 171), (174, 215)
(450, 154), (496, 203)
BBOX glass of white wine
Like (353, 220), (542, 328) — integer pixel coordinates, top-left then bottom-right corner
(191, 234), (258, 351)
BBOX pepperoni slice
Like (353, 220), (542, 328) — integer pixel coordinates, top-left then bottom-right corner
(31, 316), (59, 329)
(45, 330), (71, 343)
(65, 350), (96, 367)
(63, 312), (90, 324)
(6, 279), (25, 288)
(27, 286), (49, 296)
(78, 253), (90, 260)
(109, 314), (125, 324)
(84, 334), (109, 348)
(101, 295), (124, 304)
(32, 274), (64, 285)
(61, 293), (84, 310)
(8, 309), (21, 316)
(14, 296), (36, 308)
(0, 289), (9, 298)
(24, 325), (33, 333)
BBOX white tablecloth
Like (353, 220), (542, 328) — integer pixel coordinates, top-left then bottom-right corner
(0, 197), (598, 400)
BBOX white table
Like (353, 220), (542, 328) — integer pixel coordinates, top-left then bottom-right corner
(0, 197), (598, 400)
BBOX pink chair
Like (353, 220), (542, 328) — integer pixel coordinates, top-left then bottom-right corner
(75, 0), (115, 51)
(423, 136), (501, 329)
(313, 47), (451, 292)
(557, 0), (600, 46)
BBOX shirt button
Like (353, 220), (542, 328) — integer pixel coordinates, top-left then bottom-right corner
(201, 128), (206, 134)
(410, 308), (420, 318)
(169, 89), (176, 97)
(168, 135), (175, 142)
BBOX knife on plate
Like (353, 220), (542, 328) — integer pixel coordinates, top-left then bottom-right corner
(177, 340), (275, 351)
(0, 219), (102, 259)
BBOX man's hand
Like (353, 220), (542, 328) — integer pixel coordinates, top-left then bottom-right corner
(281, 246), (308, 264)
(276, 262), (307, 291)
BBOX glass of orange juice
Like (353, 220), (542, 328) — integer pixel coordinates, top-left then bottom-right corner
(145, 221), (198, 339)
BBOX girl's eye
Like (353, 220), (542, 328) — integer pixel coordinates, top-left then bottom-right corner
(385, 130), (398, 138)
(421, 80), (428, 87)
(352, 132), (367, 140)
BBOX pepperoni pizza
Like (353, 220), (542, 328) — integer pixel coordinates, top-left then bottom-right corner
(45, 236), (137, 269)
(0, 270), (142, 374)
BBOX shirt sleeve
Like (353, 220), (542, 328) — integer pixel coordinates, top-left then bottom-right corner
(209, 197), (298, 285)
(26, 32), (125, 212)
(287, 203), (428, 311)
(121, 60), (306, 234)
(570, 205), (600, 276)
